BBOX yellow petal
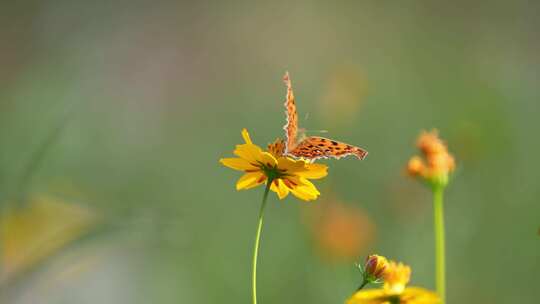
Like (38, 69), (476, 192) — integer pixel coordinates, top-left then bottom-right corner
(290, 188), (317, 201)
(276, 157), (308, 173)
(289, 177), (320, 201)
(234, 144), (277, 168)
(346, 289), (388, 304)
(241, 128), (253, 144)
(270, 179), (290, 199)
(299, 163), (328, 179)
(220, 158), (258, 171)
(296, 177), (320, 195)
(400, 287), (440, 304)
(236, 172), (266, 190)
(258, 151), (278, 168)
(234, 144), (262, 163)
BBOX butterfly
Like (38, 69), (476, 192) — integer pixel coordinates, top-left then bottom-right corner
(282, 72), (368, 161)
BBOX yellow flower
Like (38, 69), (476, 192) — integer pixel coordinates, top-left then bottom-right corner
(0, 195), (96, 281)
(347, 287), (440, 304)
(383, 261), (411, 295)
(220, 129), (328, 201)
(347, 260), (440, 304)
(407, 130), (455, 187)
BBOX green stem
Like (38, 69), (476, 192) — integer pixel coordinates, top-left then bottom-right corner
(433, 186), (446, 304)
(356, 279), (368, 291)
(252, 179), (272, 304)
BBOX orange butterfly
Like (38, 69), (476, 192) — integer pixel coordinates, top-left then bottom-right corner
(282, 72), (368, 160)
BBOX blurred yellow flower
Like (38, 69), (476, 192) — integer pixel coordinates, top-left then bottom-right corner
(347, 260), (440, 304)
(220, 129), (328, 201)
(0, 195), (96, 282)
(347, 287), (440, 304)
(383, 261), (411, 294)
(407, 130), (455, 187)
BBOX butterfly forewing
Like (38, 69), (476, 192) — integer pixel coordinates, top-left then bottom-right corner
(283, 72), (298, 153)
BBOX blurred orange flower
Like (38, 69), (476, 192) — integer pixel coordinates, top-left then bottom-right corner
(305, 198), (375, 262)
(407, 130), (455, 187)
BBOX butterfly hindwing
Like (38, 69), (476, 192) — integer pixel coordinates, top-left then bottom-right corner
(288, 136), (368, 160)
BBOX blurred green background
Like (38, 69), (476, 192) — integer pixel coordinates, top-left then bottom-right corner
(0, 1), (539, 303)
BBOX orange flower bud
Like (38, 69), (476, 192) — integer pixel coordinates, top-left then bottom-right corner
(417, 130), (446, 155)
(407, 129), (455, 188)
(363, 254), (388, 282)
(407, 156), (426, 177)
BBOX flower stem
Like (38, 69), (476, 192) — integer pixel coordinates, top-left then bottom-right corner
(433, 185), (446, 304)
(356, 280), (368, 291)
(252, 179), (272, 304)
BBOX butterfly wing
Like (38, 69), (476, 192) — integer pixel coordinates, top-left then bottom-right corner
(283, 72), (298, 152)
(288, 136), (368, 160)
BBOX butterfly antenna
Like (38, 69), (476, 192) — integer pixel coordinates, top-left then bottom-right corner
(305, 129), (328, 134)
(302, 113), (328, 134)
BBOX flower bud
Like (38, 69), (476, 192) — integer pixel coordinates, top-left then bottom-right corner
(417, 130), (446, 155)
(363, 254), (388, 283)
(406, 156), (426, 177)
(407, 129), (455, 188)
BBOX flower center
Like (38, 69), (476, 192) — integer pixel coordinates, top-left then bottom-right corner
(259, 162), (286, 180)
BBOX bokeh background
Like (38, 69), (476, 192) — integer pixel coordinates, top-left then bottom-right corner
(1, 1), (539, 303)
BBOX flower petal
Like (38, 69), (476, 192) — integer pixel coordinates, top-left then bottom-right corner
(234, 144), (278, 168)
(270, 179), (290, 200)
(399, 287), (440, 303)
(258, 152), (278, 168)
(346, 289), (388, 304)
(236, 172), (266, 190)
(289, 177), (320, 201)
(241, 128), (253, 144)
(233, 144), (263, 163)
(298, 163), (328, 179)
(220, 158), (258, 171)
(276, 157), (308, 173)
(290, 188), (317, 201)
